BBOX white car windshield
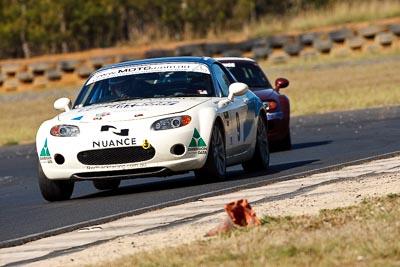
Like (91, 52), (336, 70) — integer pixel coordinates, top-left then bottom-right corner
(74, 68), (214, 108)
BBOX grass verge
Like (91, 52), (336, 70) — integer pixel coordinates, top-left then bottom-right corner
(93, 194), (400, 267)
(0, 90), (77, 146)
(263, 51), (400, 116)
(250, 0), (400, 37)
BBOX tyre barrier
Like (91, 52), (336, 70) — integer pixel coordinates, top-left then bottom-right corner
(144, 49), (175, 59)
(328, 28), (353, 43)
(376, 32), (393, 46)
(251, 45), (272, 60)
(358, 24), (387, 38)
(115, 53), (141, 63)
(235, 38), (259, 52)
(389, 24), (400, 35)
(268, 34), (292, 48)
(89, 56), (115, 69)
(76, 65), (94, 78)
(299, 32), (320, 46)
(283, 41), (303, 56)
(58, 59), (81, 73)
(221, 49), (243, 57)
(2, 62), (22, 77)
(175, 43), (205, 56)
(47, 69), (63, 81)
(1, 20), (400, 92)
(313, 36), (333, 53)
(346, 36), (365, 50)
(28, 62), (51, 76)
(17, 71), (34, 83)
(204, 42), (234, 55)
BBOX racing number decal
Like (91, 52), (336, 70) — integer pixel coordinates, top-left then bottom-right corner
(235, 112), (240, 142)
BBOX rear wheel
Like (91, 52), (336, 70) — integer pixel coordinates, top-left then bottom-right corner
(38, 162), (74, 202)
(195, 124), (226, 181)
(93, 180), (121, 191)
(242, 117), (270, 172)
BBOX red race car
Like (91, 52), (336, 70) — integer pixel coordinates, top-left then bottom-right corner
(218, 57), (291, 151)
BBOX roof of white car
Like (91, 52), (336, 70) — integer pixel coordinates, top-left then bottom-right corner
(215, 57), (256, 62)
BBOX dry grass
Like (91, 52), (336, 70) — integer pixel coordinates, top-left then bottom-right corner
(0, 90), (76, 146)
(263, 52), (400, 116)
(92, 194), (400, 267)
(250, 0), (400, 37)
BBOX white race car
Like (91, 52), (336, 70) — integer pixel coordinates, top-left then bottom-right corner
(36, 57), (270, 201)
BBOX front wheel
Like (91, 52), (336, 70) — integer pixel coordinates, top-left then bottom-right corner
(195, 124), (226, 181)
(38, 162), (74, 202)
(242, 117), (270, 172)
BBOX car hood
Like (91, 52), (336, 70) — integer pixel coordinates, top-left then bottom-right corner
(57, 98), (211, 122)
(250, 88), (275, 100)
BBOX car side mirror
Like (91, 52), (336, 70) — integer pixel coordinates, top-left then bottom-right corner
(218, 82), (249, 108)
(274, 78), (289, 93)
(54, 97), (72, 112)
(227, 82), (249, 100)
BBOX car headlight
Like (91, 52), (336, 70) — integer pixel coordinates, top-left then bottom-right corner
(50, 125), (80, 137)
(152, 115), (191, 130)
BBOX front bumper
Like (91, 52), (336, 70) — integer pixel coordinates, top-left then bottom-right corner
(37, 124), (209, 180)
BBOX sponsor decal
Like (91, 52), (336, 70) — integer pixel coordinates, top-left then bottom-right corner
(87, 62), (211, 84)
(80, 101), (179, 112)
(87, 162), (147, 170)
(72, 116), (83, 121)
(223, 111), (230, 126)
(39, 138), (52, 163)
(93, 112), (110, 120)
(92, 138), (136, 148)
(142, 139), (151, 150)
(109, 101), (178, 108)
(188, 128), (207, 154)
(101, 125), (129, 136)
(222, 62), (236, 68)
(236, 112), (241, 142)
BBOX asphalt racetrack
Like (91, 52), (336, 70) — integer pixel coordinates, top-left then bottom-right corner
(0, 105), (399, 248)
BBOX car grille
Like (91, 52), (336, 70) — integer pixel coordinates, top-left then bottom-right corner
(77, 146), (156, 165)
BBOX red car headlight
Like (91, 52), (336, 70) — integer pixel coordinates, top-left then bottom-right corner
(263, 101), (277, 112)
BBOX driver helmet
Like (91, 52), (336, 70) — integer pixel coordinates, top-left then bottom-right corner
(109, 76), (132, 97)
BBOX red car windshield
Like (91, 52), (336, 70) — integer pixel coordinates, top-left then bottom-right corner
(225, 62), (272, 88)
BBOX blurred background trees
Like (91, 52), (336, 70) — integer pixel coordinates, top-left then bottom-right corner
(0, 0), (386, 59)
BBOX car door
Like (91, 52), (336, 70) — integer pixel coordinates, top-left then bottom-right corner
(212, 63), (251, 161)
